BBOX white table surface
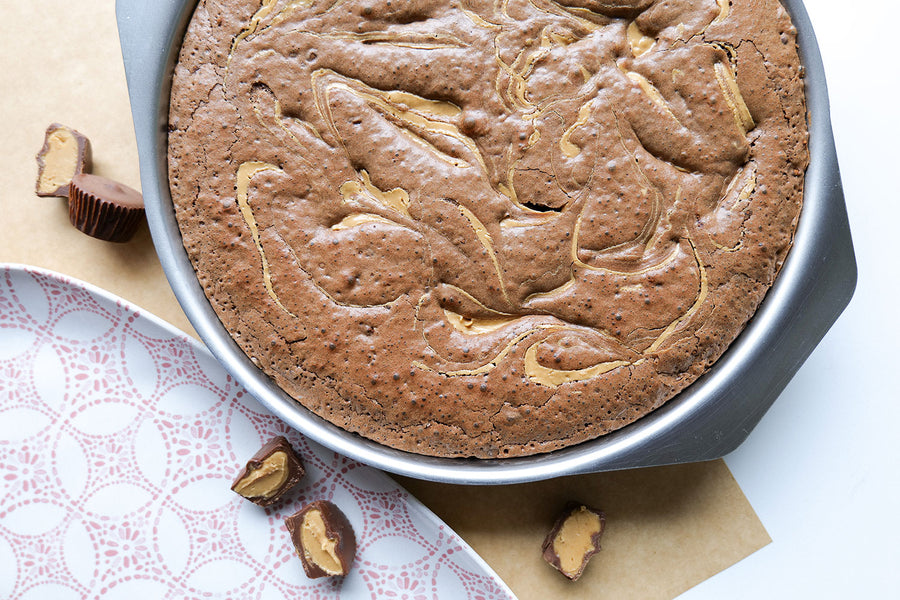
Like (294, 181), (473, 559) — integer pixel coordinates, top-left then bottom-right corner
(683, 1), (900, 597)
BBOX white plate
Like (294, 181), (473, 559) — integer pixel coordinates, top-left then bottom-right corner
(0, 264), (516, 600)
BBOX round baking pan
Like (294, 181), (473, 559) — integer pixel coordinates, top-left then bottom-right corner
(116, 0), (856, 484)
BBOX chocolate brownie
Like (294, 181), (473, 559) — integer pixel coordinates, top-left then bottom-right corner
(168, 0), (808, 457)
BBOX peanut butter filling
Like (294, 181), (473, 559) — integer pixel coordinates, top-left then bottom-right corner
(232, 451), (289, 499)
(340, 169), (411, 218)
(37, 128), (80, 194)
(235, 161), (296, 316)
(627, 21), (656, 58)
(714, 60), (756, 135)
(300, 509), (343, 576)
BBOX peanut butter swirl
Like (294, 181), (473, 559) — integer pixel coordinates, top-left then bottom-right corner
(169, 0), (808, 457)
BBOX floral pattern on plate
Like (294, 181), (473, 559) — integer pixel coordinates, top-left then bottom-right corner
(0, 264), (516, 600)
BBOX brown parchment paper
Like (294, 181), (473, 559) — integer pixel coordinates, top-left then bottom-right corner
(0, 1), (769, 597)
(0, 0), (193, 336)
(398, 460), (769, 599)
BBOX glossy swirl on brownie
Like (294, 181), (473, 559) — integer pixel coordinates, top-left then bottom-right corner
(168, 0), (808, 457)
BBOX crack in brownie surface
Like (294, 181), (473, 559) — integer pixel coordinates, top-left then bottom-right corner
(169, 0), (808, 457)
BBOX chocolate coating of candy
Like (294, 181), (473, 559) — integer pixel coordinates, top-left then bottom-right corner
(68, 174), (144, 243)
(169, 0), (808, 457)
(230, 435), (305, 506)
(285, 500), (356, 578)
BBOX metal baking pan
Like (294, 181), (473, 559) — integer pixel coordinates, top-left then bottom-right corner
(116, 0), (856, 484)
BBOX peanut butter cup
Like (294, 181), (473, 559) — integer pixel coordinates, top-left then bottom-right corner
(285, 501), (356, 578)
(68, 173), (144, 242)
(35, 123), (92, 198)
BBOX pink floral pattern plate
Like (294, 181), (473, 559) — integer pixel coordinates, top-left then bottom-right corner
(0, 264), (516, 600)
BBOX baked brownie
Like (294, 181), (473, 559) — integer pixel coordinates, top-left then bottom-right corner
(168, 0), (808, 457)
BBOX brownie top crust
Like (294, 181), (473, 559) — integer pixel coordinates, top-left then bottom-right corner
(168, 0), (808, 458)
